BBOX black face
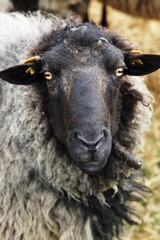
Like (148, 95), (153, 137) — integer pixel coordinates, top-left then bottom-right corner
(0, 23), (160, 174)
(43, 24), (126, 174)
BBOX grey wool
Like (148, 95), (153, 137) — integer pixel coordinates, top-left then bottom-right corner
(0, 12), (157, 240)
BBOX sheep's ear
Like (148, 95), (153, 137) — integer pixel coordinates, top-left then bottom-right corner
(124, 53), (160, 76)
(0, 57), (44, 85)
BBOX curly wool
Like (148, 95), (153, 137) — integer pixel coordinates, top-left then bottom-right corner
(0, 12), (152, 240)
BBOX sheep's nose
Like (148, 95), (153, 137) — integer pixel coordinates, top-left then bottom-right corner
(68, 127), (111, 173)
(74, 130), (106, 153)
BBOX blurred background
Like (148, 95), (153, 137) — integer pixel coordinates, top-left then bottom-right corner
(0, 0), (160, 239)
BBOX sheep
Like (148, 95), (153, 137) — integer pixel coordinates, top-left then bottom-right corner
(38, 0), (89, 20)
(98, 0), (160, 26)
(10, 0), (38, 11)
(0, 11), (160, 240)
(1, 0), (89, 22)
(107, 0), (160, 19)
(6, 0), (160, 25)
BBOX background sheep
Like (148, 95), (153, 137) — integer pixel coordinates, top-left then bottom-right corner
(1, 0), (89, 21)
(0, 12), (160, 240)
(106, 0), (160, 19)
(96, 0), (160, 26)
(3, 0), (160, 26)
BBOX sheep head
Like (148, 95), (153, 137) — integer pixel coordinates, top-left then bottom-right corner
(0, 23), (160, 175)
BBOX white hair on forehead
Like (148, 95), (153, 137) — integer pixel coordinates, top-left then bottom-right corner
(70, 25), (88, 32)
(99, 37), (108, 43)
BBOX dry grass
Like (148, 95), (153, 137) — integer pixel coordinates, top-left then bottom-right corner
(89, 1), (160, 240)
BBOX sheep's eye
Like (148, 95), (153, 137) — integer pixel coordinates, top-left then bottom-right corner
(44, 71), (53, 80)
(114, 68), (124, 77)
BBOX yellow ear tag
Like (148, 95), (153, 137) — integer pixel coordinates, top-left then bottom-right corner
(26, 67), (35, 75)
(131, 59), (144, 65)
(131, 50), (143, 55)
(135, 59), (144, 65)
(23, 56), (41, 64)
(131, 50), (144, 65)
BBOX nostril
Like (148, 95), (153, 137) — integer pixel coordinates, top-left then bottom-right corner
(74, 131), (82, 141)
(74, 131), (90, 147)
(73, 129), (107, 153)
(74, 131), (78, 139)
(103, 129), (108, 138)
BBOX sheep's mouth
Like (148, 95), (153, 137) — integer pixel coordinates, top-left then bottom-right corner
(76, 157), (108, 174)
(68, 146), (111, 174)
(67, 131), (112, 174)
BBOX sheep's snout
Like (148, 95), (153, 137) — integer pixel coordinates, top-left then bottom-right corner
(67, 127), (112, 174)
(75, 129), (106, 153)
